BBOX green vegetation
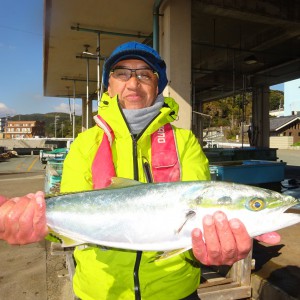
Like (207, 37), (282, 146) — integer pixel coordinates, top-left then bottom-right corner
(269, 90), (284, 111)
(202, 90), (284, 141)
(10, 112), (83, 138)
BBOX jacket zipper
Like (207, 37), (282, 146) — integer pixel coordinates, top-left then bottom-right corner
(117, 102), (142, 299)
(132, 135), (142, 300)
(131, 115), (163, 300)
(143, 160), (153, 183)
(118, 101), (160, 300)
(133, 251), (142, 300)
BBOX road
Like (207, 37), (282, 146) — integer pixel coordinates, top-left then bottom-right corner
(277, 149), (300, 167)
(0, 155), (45, 196)
(0, 155), (73, 300)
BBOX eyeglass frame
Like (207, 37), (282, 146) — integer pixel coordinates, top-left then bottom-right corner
(109, 67), (159, 83)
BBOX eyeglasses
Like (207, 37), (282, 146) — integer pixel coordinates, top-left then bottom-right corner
(109, 67), (159, 83)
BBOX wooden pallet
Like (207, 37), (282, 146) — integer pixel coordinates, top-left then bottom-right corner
(198, 247), (253, 300)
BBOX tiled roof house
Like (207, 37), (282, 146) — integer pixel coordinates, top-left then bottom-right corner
(270, 113), (300, 144)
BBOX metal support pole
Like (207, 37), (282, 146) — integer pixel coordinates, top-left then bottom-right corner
(152, 0), (164, 52)
(72, 80), (76, 140)
(97, 33), (101, 106)
(54, 115), (59, 138)
(86, 57), (90, 130)
(71, 24), (149, 39)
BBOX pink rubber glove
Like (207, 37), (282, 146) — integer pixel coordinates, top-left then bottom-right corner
(191, 211), (280, 266)
(254, 232), (280, 244)
(0, 191), (48, 245)
(0, 195), (8, 206)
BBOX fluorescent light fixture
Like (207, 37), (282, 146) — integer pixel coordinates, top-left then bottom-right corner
(244, 55), (258, 65)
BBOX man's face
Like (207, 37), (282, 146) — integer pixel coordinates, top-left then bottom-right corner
(108, 59), (159, 109)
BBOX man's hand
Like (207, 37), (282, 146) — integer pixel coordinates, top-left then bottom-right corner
(192, 211), (252, 266)
(192, 211), (281, 266)
(0, 191), (48, 245)
(254, 231), (281, 244)
(0, 195), (8, 206)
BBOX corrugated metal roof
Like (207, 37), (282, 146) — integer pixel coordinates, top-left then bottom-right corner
(270, 115), (300, 131)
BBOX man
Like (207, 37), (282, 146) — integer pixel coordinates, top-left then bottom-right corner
(0, 42), (279, 299)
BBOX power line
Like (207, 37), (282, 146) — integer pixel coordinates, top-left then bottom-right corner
(0, 24), (42, 36)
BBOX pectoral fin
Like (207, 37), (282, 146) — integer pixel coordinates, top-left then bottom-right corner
(48, 229), (85, 247)
(176, 210), (196, 234)
(155, 247), (191, 261)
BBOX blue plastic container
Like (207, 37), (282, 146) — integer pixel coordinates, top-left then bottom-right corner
(44, 159), (64, 194)
(209, 160), (286, 184)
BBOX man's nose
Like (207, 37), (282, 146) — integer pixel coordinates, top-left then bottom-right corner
(126, 73), (140, 87)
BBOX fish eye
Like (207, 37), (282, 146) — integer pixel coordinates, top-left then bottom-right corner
(246, 198), (266, 211)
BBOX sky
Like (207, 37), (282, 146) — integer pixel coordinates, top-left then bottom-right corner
(0, 1), (284, 118)
(0, 0), (82, 117)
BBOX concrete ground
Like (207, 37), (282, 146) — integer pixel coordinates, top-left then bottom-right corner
(277, 149), (300, 168)
(0, 155), (73, 300)
(0, 150), (299, 300)
(251, 149), (300, 300)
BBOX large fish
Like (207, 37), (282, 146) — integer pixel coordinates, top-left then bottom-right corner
(46, 178), (300, 252)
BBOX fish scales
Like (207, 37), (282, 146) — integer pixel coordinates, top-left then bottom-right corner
(46, 178), (300, 251)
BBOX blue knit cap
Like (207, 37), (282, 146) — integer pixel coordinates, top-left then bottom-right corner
(103, 41), (168, 94)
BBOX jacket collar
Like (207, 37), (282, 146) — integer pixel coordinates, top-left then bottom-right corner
(97, 92), (179, 138)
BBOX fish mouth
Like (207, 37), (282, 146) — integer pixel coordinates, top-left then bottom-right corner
(284, 203), (300, 214)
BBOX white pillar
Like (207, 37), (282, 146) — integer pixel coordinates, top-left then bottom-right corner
(160, 0), (192, 129)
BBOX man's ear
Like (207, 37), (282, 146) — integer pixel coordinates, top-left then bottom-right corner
(107, 85), (112, 97)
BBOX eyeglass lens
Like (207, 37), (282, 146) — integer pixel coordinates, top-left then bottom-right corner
(110, 68), (157, 82)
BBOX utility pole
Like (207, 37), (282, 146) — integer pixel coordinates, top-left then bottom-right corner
(54, 115), (60, 138)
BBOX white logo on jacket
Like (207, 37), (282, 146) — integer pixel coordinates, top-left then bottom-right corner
(157, 126), (166, 143)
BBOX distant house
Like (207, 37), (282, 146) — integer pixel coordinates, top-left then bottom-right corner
(0, 117), (6, 133)
(0, 117), (6, 139)
(4, 120), (45, 139)
(270, 112), (300, 144)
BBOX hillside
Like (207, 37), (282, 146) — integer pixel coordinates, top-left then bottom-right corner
(9, 113), (82, 138)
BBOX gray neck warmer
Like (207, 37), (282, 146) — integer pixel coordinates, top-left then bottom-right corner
(122, 94), (165, 134)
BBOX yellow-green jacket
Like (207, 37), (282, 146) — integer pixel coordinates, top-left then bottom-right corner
(60, 93), (211, 300)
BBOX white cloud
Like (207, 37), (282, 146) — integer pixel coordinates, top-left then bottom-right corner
(33, 93), (44, 100)
(0, 102), (16, 117)
(54, 102), (82, 115)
